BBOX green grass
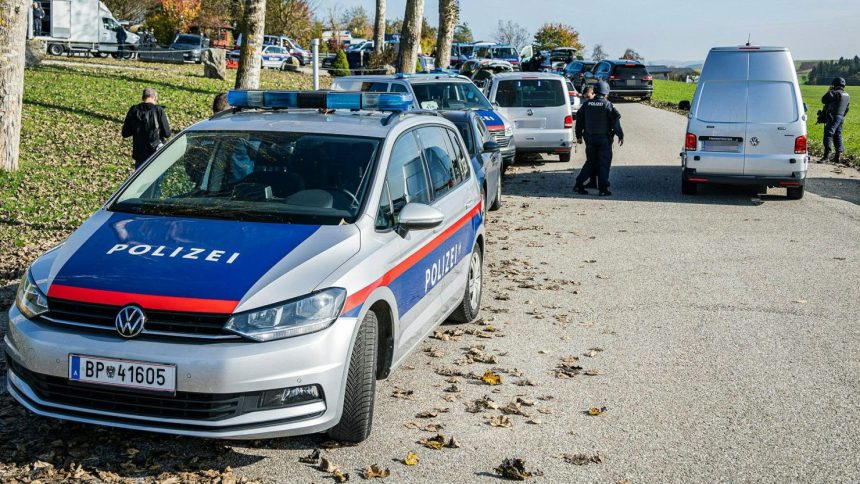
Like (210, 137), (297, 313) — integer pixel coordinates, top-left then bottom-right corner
(650, 79), (859, 166)
(0, 60), (320, 290)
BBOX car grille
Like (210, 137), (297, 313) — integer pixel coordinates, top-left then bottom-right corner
(490, 130), (511, 148)
(8, 358), (243, 421)
(42, 298), (239, 341)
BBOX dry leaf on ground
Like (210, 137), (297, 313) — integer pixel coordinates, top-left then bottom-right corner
(487, 415), (513, 428)
(402, 451), (419, 466)
(481, 370), (502, 385)
(587, 406), (607, 416)
(494, 458), (542, 480)
(361, 464), (390, 479)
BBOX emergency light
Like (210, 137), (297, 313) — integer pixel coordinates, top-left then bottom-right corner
(226, 90), (414, 112)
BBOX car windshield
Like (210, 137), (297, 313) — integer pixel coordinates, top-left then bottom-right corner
(111, 131), (381, 225)
(411, 82), (493, 110)
(460, 45), (475, 56)
(493, 47), (517, 58)
(495, 79), (565, 108)
(174, 35), (200, 45)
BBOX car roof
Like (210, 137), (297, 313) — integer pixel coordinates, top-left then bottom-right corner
(492, 72), (565, 81)
(709, 45), (788, 52)
(190, 110), (399, 138)
(438, 110), (475, 123)
(341, 74), (474, 84)
(605, 59), (645, 65)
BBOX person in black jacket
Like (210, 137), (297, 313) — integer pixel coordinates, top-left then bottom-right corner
(573, 81), (623, 196)
(820, 77), (851, 164)
(32, 2), (45, 36)
(121, 88), (171, 169)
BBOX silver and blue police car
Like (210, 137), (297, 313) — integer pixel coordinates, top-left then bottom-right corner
(5, 90), (486, 442)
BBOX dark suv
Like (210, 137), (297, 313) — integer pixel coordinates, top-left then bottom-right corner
(563, 60), (596, 91)
(588, 60), (653, 100)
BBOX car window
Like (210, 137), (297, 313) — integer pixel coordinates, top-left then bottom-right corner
(597, 62), (610, 73)
(390, 83), (409, 93)
(411, 82), (492, 110)
(444, 129), (471, 184)
(696, 81), (747, 123)
(360, 82), (390, 92)
(453, 121), (475, 155)
(384, 132), (431, 220)
(103, 17), (121, 31)
(747, 81), (798, 123)
(614, 65), (648, 79)
(416, 127), (457, 198)
(495, 79), (565, 108)
(112, 131), (381, 225)
(493, 47), (517, 58)
(375, 180), (394, 230)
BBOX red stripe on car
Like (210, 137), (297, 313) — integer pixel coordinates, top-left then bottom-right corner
(47, 285), (239, 314)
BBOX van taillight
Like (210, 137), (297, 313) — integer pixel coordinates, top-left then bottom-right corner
(609, 75), (619, 81)
(685, 133), (697, 151)
(794, 135), (807, 154)
(564, 115), (573, 129)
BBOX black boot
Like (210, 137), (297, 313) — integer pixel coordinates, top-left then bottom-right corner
(833, 152), (841, 164)
(584, 180), (597, 189)
(818, 150), (830, 164)
(599, 189), (612, 197)
(573, 185), (588, 194)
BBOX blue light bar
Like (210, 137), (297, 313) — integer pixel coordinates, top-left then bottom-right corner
(226, 90), (414, 112)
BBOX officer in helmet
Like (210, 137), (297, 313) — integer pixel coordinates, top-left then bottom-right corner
(573, 81), (623, 196)
(820, 77), (851, 164)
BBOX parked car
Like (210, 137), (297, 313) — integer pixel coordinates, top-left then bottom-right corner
(235, 34), (310, 65)
(549, 48), (577, 71)
(330, 73), (517, 166)
(563, 60), (596, 91)
(4, 90), (485, 442)
(440, 110), (504, 211)
(450, 43), (476, 68)
(473, 43), (521, 71)
(168, 33), (209, 63)
(565, 79), (582, 115)
(260, 44), (295, 69)
(469, 60), (515, 89)
(681, 45), (808, 199)
(485, 72), (575, 162)
(586, 59), (653, 100)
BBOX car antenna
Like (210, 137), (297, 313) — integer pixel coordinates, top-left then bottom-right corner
(746, 33), (751, 47)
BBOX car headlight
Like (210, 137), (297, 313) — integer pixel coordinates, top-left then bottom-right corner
(504, 125), (513, 136)
(16, 270), (48, 319)
(224, 288), (346, 342)
(192, 49), (201, 54)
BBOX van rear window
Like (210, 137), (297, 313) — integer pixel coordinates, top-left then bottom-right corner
(614, 66), (649, 79)
(747, 82), (798, 123)
(696, 81), (747, 123)
(496, 79), (565, 108)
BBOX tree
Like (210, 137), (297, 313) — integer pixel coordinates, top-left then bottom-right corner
(435, 0), (458, 68)
(397, 0), (424, 74)
(340, 6), (371, 39)
(532, 23), (583, 53)
(372, 0), (385, 56)
(0, 0), (28, 171)
(492, 20), (529, 51)
(453, 22), (472, 43)
(622, 48), (643, 61)
(103, 0), (158, 24)
(235, 0), (267, 89)
(266, 0), (314, 47)
(146, 0), (202, 45)
(329, 49), (350, 76)
(591, 43), (607, 61)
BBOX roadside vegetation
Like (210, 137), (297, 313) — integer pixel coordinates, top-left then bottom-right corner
(650, 79), (859, 166)
(0, 61), (321, 303)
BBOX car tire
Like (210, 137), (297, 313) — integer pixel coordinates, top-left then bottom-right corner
(448, 245), (483, 323)
(327, 310), (378, 443)
(559, 151), (571, 163)
(786, 185), (804, 200)
(681, 178), (697, 195)
(489, 180), (502, 211)
(48, 43), (64, 56)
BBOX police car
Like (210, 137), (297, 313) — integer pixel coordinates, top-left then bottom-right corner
(331, 73), (517, 167)
(5, 90), (485, 442)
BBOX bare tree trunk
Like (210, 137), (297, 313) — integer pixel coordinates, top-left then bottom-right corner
(372, 0), (385, 57)
(0, 0), (29, 172)
(235, 0), (267, 89)
(396, 0), (424, 74)
(435, 0), (458, 69)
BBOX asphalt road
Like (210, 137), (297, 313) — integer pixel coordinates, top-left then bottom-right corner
(2, 103), (858, 483)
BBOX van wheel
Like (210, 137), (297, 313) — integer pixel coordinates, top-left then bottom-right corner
(328, 311), (378, 443)
(559, 151), (571, 163)
(489, 180), (502, 211)
(681, 178), (697, 195)
(448, 245), (483, 323)
(786, 185), (804, 200)
(48, 44), (64, 56)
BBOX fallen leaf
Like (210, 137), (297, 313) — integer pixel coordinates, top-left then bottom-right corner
(584, 369), (602, 376)
(299, 449), (321, 464)
(402, 451), (419, 466)
(526, 418), (542, 425)
(587, 406), (607, 416)
(445, 436), (461, 448)
(563, 453), (605, 465)
(465, 395), (499, 413)
(494, 458), (541, 480)
(481, 370), (502, 385)
(487, 415), (513, 428)
(418, 434), (446, 450)
(361, 464), (390, 479)
(415, 411), (438, 419)
(501, 401), (530, 417)
(391, 387), (415, 400)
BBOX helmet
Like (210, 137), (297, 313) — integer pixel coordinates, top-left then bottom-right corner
(595, 81), (611, 96)
(832, 77), (846, 88)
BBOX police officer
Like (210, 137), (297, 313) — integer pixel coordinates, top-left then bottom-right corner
(32, 2), (44, 36)
(573, 81), (623, 196)
(820, 77), (851, 164)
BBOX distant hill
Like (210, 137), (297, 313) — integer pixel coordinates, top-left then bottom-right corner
(650, 59), (704, 69)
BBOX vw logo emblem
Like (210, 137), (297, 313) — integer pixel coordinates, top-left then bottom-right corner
(526, 109), (534, 116)
(115, 305), (146, 338)
(750, 137), (760, 146)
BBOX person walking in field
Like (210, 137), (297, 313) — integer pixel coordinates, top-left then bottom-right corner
(121, 88), (171, 169)
(820, 77), (851, 164)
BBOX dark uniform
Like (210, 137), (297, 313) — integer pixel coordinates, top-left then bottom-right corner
(573, 81), (623, 196)
(821, 77), (851, 163)
(32, 3), (44, 36)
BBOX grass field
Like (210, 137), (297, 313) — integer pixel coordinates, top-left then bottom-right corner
(0, 60), (320, 296)
(650, 79), (859, 166)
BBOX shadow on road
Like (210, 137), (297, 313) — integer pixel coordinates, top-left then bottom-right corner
(504, 164), (785, 206)
(805, 176), (860, 206)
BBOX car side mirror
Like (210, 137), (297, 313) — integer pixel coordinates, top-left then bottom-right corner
(482, 140), (501, 153)
(491, 101), (500, 108)
(396, 203), (444, 237)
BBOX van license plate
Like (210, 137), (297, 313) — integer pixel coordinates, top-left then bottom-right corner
(702, 139), (741, 153)
(69, 355), (176, 393)
(626, 80), (637, 86)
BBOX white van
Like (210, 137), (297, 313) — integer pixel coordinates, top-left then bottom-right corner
(486, 73), (574, 162)
(681, 46), (808, 199)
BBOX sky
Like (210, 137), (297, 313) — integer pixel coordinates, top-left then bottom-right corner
(315, 0), (860, 64)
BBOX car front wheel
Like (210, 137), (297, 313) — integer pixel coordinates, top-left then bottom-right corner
(448, 245), (483, 323)
(327, 310), (378, 443)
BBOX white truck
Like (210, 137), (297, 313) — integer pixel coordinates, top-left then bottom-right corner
(28, 0), (138, 57)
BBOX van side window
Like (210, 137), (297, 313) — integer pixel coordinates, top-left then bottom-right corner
(416, 127), (456, 198)
(382, 132), (431, 225)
